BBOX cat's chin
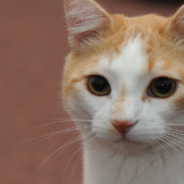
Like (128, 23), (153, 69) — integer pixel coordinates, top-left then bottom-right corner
(112, 138), (151, 152)
(96, 135), (151, 152)
(114, 137), (146, 145)
(91, 128), (160, 152)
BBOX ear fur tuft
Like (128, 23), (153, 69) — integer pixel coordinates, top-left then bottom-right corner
(64, 0), (112, 51)
(168, 5), (184, 44)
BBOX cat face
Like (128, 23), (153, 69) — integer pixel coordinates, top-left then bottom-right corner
(63, 0), (184, 150)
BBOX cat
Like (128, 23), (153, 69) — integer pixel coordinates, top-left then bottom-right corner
(62, 0), (184, 183)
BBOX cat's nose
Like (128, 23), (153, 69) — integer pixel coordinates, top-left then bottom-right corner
(111, 120), (137, 136)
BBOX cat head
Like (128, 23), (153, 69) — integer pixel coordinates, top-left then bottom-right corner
(62, 0), (184, 151)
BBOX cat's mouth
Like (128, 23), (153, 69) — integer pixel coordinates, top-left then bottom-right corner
(114, 137), (135, 144)
(114, 137), (127, 143)
(113, 136), (147, 146)
(112, 137), (147, 151)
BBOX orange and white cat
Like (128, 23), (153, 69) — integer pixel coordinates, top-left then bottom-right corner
(62, 0), (184, 183)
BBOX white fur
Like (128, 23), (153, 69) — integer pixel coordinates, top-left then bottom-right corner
(66, 35), (184, 184)
(83, 142), (184, 184)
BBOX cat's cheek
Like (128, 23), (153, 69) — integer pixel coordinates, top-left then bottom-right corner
(92, 122), (122, 142)
(91, 109), (122, 141)
(173, 91), (184, 111)
(65, 96), (91, 119)
(65, 82), (97, 117)
(126, 119), (166, 143)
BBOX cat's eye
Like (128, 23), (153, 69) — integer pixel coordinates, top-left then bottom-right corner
(149, 77), (176, 98)
(87, 75), (111, 96)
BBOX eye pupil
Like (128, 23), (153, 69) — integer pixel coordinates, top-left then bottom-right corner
(88, 75), (111, 96)
(92, 77), (107, 91)
(155, 79), (172, 94)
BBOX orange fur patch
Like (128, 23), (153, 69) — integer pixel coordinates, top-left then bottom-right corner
(174, 95), (184, 111)
(111, 86), (126, 116)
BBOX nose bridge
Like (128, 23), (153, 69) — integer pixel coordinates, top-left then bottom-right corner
(111, 96), (141, 120)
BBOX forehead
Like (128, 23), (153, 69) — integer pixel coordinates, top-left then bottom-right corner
(97, 36), (148, 88)
(109, 35), (147, 77)
(96, 35), (182, 83)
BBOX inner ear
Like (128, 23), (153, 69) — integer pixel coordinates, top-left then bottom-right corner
(168, 5), (184, 43)
(64, 0), (113, 51)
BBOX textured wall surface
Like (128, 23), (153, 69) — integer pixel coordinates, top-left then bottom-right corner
(0, 0), (183, 184)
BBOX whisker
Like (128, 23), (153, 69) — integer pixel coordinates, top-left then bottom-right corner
(62, 145), (83, 183)
(153, 139), (168, 153)
(167, 124), (184, 126)
(70, 136), (99, 183)
(26, 131), (94, 182)
(52, 128), (92, 166)
(67, 136), (97, 183)
(9, 125), (91, 148)
(166, 128), (184, 134)
(165, 130), (184, 140)
(29, 119), (92, 130)
(164, 134), (184, 147)
(29, 120), (75, 130)
(44, 118), (73, 120)
(68, 150), (83, 183)
(26, 126), (91, 147)
(149, 141), (159, 155)
(44, 118), (92, 122)
(158, 136), (184, 159)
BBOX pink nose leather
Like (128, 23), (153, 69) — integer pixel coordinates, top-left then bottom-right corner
(111, 120), (136, 135)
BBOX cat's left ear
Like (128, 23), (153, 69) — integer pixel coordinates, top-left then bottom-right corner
(64, 0), (113, 52)
(168, 5), (184, 42)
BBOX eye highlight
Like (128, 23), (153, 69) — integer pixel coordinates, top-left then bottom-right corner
(149, 77), (176, 98)
(87, 75), (111, 96)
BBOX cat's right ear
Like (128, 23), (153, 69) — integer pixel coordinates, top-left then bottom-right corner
(64, 0), (113, 52)
(167, 5), (184, 45)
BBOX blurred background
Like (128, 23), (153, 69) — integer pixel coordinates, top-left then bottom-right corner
(0, 0), (183, 184)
